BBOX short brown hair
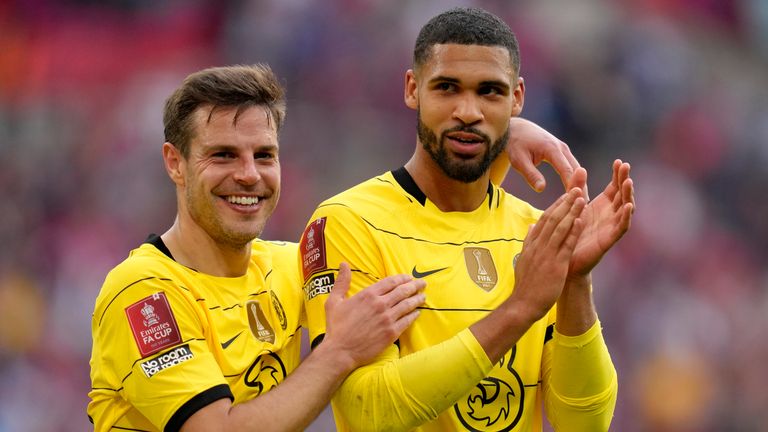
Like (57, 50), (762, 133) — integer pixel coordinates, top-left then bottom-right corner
(163, 64), (286, 157)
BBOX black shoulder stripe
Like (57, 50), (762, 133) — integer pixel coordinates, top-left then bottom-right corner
(165, 384), (233, 432)
(310, 333), (325, 350)
(311, 332), (399, 351)
(544, 323), (555, 344)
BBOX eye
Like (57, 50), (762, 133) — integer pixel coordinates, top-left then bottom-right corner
(435, 82), (456, 92)
(212, 151), (236, 159)
(478, 86), (503, 96)
(254, 151), (275, 160)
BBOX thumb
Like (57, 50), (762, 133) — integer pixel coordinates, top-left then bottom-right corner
(331, 262), (351, 300)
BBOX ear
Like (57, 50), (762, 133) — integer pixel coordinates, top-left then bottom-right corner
(162, 142), (186, 187)
(511, 76), (525, 117)
(404, 69), (419, 110)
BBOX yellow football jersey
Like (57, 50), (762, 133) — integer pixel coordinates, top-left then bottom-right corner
(88, 236), (303, 431)
(301, 168), (615, 432)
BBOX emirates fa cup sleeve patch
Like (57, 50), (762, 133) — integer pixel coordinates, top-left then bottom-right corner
(300, 217), (328, 282)
(125, 292), (182, 357)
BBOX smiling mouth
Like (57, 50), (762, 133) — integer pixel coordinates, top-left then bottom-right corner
(225, 195), (260, 206)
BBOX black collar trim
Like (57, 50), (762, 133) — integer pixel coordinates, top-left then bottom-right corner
(392, 166), (427, 206)
(145, 233), (174, 260)
(391, 166), (493, 208)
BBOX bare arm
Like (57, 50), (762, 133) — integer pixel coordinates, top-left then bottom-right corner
(490, 117), (580, 192)
(180, 263), (425, 432)
(556, 159), (635, 336)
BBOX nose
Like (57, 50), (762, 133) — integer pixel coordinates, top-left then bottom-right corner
(452, 94), (483, 125)
(233, 157), (261, 185)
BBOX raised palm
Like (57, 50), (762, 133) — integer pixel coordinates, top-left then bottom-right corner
(570, 160), (635, 276)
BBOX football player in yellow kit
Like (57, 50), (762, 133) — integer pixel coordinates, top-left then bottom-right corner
(301, 7), (635, 432)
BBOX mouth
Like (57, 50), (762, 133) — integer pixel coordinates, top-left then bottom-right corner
(225, 195), (260, 206)
(222, 194), (265, 214)
(445, 131), (486, 156)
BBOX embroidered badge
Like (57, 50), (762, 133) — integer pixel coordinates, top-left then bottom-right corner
(247, 300), (275, 343)
(300, 217), (328, 282)
(125, 292), (182, 357)
(463, 247), (498, 291)
(270, 291), (287, 330)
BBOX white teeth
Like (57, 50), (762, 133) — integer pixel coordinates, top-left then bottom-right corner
(227, 196), (259, 205)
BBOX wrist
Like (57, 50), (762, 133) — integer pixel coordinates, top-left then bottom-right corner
(565, 273), (592, 290)
(310, 337), (358, 378)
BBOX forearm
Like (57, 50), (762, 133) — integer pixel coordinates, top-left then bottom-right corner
(470, 297), (539, 364)
(544, 321), (618, 431)
(555, 274), (597, 336)
(183, 342), (354, 432)
(334, 329), (493, 431)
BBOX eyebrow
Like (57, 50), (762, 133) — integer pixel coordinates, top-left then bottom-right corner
(203, 143), (279, 153)
(428, 75), (510, 91)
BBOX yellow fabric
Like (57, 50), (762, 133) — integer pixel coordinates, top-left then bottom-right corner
(88, 239), (303, 431)
(333, 328), (493, 431)
(544, 321), (618, 432)
(301, 170), (616, 431)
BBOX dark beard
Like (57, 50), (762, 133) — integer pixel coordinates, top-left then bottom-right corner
(416, 111), (509, 183)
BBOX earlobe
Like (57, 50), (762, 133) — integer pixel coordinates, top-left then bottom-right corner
(162, 142), (185, 186)
(404, 69), (419, 110)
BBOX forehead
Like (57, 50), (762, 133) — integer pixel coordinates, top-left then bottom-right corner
(190, 105), (278, 149)
(419, 44), (515, 82)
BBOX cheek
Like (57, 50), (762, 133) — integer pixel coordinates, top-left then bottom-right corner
(263, 165), (281, 191)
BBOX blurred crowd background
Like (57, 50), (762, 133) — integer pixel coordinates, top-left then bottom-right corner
(1, 0), (767, 430)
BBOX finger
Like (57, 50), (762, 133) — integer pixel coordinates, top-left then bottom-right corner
(330, 262), (352, 300)
(621, 202), (635, 230)
(570, 167), (588, 200)
(611, 203), (634, 243)
(391, 291), (426, 319)
(526, 191), (571, 243)
(561, 216), (584, 256)
(623, 177), (635, 207)
(560, 141), (581, 171)
(537, 188), (582, 243)
(550, 195), (586, 249)
(513, 157), (547, 193)
(611, 162), (631, 208)
(366, 273), (413, 297)
(383, 278), (426, 308)
(391, 309), (421, 336)
(545, 142), (577, 191)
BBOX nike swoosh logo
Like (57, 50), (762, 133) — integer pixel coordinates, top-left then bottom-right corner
(221, 331), (242, 350)
(411, 266), (448, 279)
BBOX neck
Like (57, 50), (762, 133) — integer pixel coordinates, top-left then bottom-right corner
(161, 216), (251, 277)
(404, 150), (491, 212)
